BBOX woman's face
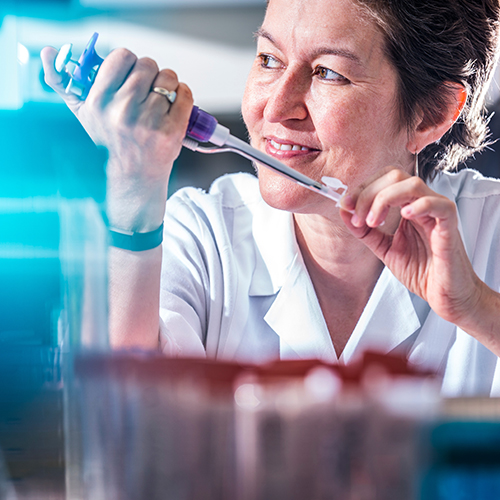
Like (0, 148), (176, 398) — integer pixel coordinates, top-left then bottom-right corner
(242, 0), (414, 216)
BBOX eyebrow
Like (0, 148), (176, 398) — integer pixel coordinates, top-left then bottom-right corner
(254, 28), (363, 66)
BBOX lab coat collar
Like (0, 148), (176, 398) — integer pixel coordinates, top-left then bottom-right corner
(339, 267), (421, 364)
(249, 199), (297, 296)
(249, 200), (337, 360)
(261, 246), (421, 363)
(264, 251), (337, 361)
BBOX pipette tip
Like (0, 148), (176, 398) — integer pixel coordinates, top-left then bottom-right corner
(320, 176), (348, 206)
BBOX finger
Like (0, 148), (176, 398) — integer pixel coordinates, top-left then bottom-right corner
(89, 48), (138, 102)
(159, 82), (193, 138)
(117, 57), (160, 104)
(364, 175), (431, 228)
(348, 168), (411, 228)
(340, 165), (402, 212)
(340, 207), (393, 259)
(340, 208), (369, 238)
(40, 46), (82, 109)
(145, 68), (181, 115)
(40, 46), (66, 90)
(401, 195), (458, 231)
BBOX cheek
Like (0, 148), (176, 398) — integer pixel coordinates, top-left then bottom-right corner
(241, 74), (264, 140)
(312, 101), (365, 162)
(324, 96), (371, 135)
(316, 93), (400, 156)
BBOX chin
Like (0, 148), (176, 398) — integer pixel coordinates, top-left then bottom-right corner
(257, 170), (322, 214)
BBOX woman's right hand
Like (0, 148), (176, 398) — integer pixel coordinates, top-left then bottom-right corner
(40, 46), (193, 231)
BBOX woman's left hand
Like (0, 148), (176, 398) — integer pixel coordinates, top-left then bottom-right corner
(340, 168), (499, 345)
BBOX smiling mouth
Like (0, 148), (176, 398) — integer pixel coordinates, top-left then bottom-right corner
(269, 138), (316, 152)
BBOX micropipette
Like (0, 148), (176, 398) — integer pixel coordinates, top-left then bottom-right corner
(181, 107), (347, 205)
(54, 33), (348, 206)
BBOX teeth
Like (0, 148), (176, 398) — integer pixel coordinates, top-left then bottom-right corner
(270, 139), (310, 151)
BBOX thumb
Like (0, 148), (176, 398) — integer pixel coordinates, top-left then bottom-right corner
(339, 208), (393, 261)
(40, 46), (84, 112)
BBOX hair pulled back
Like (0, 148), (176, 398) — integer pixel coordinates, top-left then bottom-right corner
(355, 0), (500, 181)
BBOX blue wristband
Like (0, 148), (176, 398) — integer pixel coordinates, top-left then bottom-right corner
(108, 222), (164, 251)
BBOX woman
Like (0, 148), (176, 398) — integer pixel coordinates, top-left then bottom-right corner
(42, 0), (500, 396)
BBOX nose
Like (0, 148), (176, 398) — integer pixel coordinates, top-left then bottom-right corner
(263, 67), (309, 124)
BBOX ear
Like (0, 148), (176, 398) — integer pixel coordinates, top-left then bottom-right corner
(407, 83), (467, 154)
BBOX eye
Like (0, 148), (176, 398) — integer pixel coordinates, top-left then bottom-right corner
(258, 53), (282, 69)
(314, 66), (348, 83)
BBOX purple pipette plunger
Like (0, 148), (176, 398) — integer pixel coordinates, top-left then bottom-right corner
(186, 106), (218, 143)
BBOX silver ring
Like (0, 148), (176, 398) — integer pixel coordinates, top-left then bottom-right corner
(152, 86), (177, 104)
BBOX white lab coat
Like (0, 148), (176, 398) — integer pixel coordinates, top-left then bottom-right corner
(159, 169), (500, 397)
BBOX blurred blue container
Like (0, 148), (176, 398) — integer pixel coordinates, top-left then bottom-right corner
(0, 102), (108, 496)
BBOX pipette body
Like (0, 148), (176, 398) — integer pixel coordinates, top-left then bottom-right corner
(184, 106), (347, 205)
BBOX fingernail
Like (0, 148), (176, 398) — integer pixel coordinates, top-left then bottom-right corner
(342, 194), (355, 210)
(351, 213), (361, 227)
(402, 206), (413, 217)
(366, 211), (375, 226)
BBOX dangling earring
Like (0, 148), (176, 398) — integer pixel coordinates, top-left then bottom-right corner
(414, 150), (419, 179)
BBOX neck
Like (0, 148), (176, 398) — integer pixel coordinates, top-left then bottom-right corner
(294, 212), (383, 281)
(294, 212), (384, 357)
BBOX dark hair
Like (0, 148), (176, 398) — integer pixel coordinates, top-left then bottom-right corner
(354, 0), (500, 181)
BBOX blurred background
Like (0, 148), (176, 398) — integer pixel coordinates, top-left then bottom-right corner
(0, 1), (265, 498)
(1, 0), (268, 192)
